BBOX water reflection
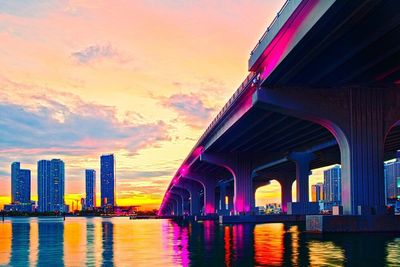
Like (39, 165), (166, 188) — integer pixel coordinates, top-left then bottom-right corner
(38, 220), (64, 266)
(0, 217), (399, 266)
(85, 220), (96, 266)
(11, 223), (30, 265)
(102, 221), (114, 266)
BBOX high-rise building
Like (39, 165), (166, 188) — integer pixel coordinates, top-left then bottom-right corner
(385, 152), (400, 200)
(50, 159), (65, 212)
(311, 183), (324, 202)
(85, 169), (96, 210)
(323, 165), (341, 202)
(11, 162), (31, 204)
(38, 160), (51, 212)
(37, 159), (65, 212)
(101, 154), (115, 208)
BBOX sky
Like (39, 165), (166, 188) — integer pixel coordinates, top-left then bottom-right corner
(0, 0), (329, 210)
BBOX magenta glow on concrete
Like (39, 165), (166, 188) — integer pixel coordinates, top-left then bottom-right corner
(255, 0), (319, 80)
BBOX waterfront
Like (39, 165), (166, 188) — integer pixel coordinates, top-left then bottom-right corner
(0, 217), (400, 266)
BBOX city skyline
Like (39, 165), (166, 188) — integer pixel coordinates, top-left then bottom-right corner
(1, 0), (400, 265)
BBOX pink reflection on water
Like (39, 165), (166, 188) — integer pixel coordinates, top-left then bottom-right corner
(203, 220), (215, 251)
(171, 222), (190, 267)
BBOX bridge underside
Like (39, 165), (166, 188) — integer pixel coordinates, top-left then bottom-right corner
(264, 0), (400, 87)
(160, 0), (400, 220)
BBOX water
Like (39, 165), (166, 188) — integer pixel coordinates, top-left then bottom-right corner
(0, 217), (400, 266)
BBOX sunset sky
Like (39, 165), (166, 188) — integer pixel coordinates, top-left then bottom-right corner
(0, 0), (327, 210)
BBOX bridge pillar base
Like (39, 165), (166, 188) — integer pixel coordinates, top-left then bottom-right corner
(203, 179), (217, 215)
(306, 215), (400, 233)
(287, 202), (320, 215)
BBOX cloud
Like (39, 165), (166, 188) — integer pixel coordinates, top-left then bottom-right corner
(0, 96), (170, 156)
(0, 0), (65, 18)
(161, 93), (215, 129)
(71, 44), (129, 64)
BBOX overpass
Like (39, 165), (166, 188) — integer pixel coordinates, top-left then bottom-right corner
(159, 0), (400, 228)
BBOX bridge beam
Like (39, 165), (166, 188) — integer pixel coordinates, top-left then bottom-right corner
(253, 86), (400, 215)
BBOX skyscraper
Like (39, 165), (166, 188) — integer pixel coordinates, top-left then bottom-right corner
(385, 152), (400, 200)
(311, 183), (324, 202)
(101, 154), (115, 208)
(10, 162), (31, 204)
(85, 169), (96, 210)
(38, 160), (51, 212)
(38, 159), (65, 212)
(50, 159), (65, 212)
(323, 165), (341, 202)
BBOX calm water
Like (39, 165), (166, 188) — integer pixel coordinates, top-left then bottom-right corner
(0, 217), (400, 266)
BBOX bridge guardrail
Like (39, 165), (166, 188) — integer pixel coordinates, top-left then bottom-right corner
(199, 71), (256, 143)
(249, 0), (302, 69)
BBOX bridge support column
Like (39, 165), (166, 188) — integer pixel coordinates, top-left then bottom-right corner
(170, 194), (183, 216)
(253, 87), (400, 215)
(171, 188), (190, 215)
(279, 178), (294, 214)
(178, 179), (203, 216)
(218, 183), (228, 215)
(188, 189), (201, 216)
(182, 173), (217, 215)
(289, 152), (315, 203)
(201, 153), (254, 215)
(171, 199), (178, 216)
(203, 179), (217, 215)
(227, 187), (234, 215)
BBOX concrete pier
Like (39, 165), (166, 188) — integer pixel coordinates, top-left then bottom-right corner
(219, 214), (305, 224)
(306, 215), (400, 233)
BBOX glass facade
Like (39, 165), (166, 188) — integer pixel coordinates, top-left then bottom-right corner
(323, 165), (341, 202)
(10, 162), (31, 204)
(385, 159), (400, 200)
(101, 154), (115, 208)
(38, 159), (65, 212)
(311, 183), (324, 202)
(85, 169), (96, 209)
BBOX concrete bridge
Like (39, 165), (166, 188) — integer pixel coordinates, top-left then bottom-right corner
(159, 0), (400, 231)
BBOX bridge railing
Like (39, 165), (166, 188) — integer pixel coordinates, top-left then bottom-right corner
(199, 71), (256, 143)
(249, 0), (302, 70)
(159, 72), (257, 213)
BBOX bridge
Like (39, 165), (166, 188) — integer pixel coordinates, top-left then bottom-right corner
(158, 0), (400, 231)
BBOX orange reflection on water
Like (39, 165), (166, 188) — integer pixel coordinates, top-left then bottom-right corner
(64, 219), (86, 266)
(254, 223), (284, 266)
(0, 221), (11, 265)
(290, 225), (299, 265)
(224, 226), (231, 266)
(386, 238), (400, 265)
(29, 220), (38, 265)
(308, 240), (344, 266)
